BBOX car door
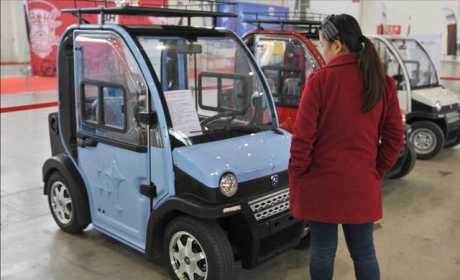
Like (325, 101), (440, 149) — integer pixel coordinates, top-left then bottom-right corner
(251, 34), (319, 106)
(372, 37), (412, 114)
(249, 33), (319, 131)
(73, 31), (151, 250)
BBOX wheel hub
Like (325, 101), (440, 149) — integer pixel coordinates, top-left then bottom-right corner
(411, 128), (437, 154)
(169, 231), (208, 280)
(50, 181), (73, 225)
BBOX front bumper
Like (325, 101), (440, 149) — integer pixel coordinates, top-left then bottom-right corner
(172, 168), (306, 268)
(222, 188), (305, 269)
(161, 187), (305, 269)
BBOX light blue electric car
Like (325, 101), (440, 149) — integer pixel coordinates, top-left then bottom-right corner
(42, 7), (306, 280)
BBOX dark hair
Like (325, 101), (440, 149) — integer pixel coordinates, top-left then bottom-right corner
(322, 14), (386, 113)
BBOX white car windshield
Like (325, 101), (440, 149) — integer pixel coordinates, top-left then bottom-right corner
(389, 38), (439, 89)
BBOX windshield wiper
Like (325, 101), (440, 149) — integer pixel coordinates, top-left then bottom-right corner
(230, 125), (264, 133)
(200, 110), (243, 127)
(231, 125), (284, 135)
(272, 127), (284, 134)
(202, 125), (265, 136)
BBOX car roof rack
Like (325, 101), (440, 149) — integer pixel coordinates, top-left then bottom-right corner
(241, 11), (326, 38)
(62, 6), (236, 27)
(243, 18), (322, 39)
(243, 11), (326, 22)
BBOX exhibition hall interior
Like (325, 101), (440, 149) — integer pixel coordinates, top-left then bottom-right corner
(1, 0), (459, 279)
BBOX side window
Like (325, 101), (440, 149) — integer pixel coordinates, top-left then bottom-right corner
(74, 32), (151, 147)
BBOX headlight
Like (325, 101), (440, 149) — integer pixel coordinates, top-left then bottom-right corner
(402, 113), (406, 123)
(434, 100), (442, 112)
(219, 173), (238, 197)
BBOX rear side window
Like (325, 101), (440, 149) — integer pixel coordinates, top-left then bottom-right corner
(79, 82), (127, 132)
(74, 32), (149, 147)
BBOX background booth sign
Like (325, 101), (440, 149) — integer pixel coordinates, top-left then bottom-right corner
(376, 24), (402, 35)
(217, 2), (289, 37)
(25, 0), (166, 76)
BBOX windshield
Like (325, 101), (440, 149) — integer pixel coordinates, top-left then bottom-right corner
(138, 35), (274, 145)
(253, 35), (320, 107)
(388, 38), (439, 89)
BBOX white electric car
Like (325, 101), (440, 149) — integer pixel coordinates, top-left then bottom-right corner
(370, 35), (460, 159)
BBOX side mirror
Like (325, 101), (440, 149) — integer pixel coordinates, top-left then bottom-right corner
(135, 111), (159, 127)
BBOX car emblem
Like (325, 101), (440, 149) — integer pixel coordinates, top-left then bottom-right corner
(270, 175), (279, 186)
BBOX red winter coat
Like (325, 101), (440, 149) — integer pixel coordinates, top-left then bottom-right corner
(288, 53), (404, 224)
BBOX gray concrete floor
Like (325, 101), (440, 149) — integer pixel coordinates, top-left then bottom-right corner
(1, 63), (460, 279)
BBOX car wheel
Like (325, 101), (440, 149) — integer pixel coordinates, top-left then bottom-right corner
(409, 121), (445, 160)
(389, 143), (417, 179)
(164, 216), (234, 280)
(47, 171), (90, 234)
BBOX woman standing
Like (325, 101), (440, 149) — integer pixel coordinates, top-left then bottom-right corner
(288, 14), (404, 280)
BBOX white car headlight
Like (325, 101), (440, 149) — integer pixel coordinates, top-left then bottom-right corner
(434, 100), (442, 112)
(219, 173), (238, 197)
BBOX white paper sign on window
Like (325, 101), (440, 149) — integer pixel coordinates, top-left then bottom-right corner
(164, 89), (203, 137)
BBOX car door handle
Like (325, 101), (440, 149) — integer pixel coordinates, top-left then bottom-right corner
(77, 136), (98, 148)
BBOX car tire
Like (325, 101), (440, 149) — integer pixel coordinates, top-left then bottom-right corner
(46, 171), (90, 234)
(409, 121), (445, 160)
(389, 143), (417, 179)
(163, 216), (234, 280)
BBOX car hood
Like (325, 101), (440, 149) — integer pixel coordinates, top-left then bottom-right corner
(172, 131), (291, 188)
(412, 86), (459, 107)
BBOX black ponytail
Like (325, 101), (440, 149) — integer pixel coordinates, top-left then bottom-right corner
(358, 36), (385, 112)
(324, 14), (386, 113)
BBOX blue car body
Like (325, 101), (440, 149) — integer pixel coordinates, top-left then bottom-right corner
(43, 15), (305, 272)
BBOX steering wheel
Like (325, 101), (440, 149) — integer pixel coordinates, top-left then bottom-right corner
(200, 111), (242, 130)
(200, 91), (264, 130)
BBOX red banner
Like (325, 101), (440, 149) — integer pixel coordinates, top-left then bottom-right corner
(25, 0), (167, 76)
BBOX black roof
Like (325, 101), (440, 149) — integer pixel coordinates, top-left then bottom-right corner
(243, 18), (321, 26)
(124, 24), (229, 36)
(242, 11), (324, 35)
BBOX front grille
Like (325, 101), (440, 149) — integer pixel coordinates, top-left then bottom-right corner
(248, 189), (290, 221)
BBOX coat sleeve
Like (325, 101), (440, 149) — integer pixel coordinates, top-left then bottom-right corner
(376, 77), (405, 178)
(289, 73), (321, 178)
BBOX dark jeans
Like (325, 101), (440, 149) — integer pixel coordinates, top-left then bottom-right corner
(309, 222), (380, 280)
